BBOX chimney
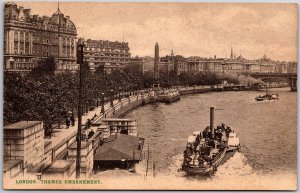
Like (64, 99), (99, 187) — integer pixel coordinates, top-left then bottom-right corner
(214, 55), (216, 59)
(210, 107), (214, 139)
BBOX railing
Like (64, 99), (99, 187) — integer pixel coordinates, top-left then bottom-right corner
(51, 84), (277, 160)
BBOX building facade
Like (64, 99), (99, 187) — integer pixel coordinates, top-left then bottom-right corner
(4, 2), (78, 73)
(160, 54), (175, 75)
(83, 39), (131, 74)
(174, 54), (297, 75)
(125, 56), (145, 74)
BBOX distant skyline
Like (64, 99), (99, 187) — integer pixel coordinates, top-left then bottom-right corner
(16, 2), (298, 61)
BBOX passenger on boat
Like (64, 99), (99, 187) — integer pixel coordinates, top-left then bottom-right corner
(195, 134), (201, 147)
(225, 126), (232, 136)
(203, 127), (212, 139)
(184, 147), (193, 157)
(203, 154), (211, 162)
(221, 123), (226, 131)
(221, 131), (227, 142)
(215, 129), (222, 141)
(208, 140), (216, 148)
(200, 138), (206, 145)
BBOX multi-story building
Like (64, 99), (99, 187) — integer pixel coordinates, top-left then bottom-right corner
(160, 54), (174, 75)
(125, 56), (145, 74)
(172, 50), (297, 75)
(206, 57), (224, 73)
(185, 56), (206, 74)
(243, 60), (261, 73)
(288, 62), (297, 73)
(83, 39), (131, 74)
(142, 56), (154, 73)
(153, 45), (296, 76)
(173, 55), (187, 75)
(4, 2), (78, 73)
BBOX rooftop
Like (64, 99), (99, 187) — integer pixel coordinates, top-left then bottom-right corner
(4, 121), (42, 130)
(102, 118), (136, 122)
(94, 134), (144, 161)
(93, 118), (136, 125)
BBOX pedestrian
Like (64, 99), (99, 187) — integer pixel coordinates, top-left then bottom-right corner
(87, 119), (91, 128)
(66, 116), (70, 129)
(71, 114), (75, 126)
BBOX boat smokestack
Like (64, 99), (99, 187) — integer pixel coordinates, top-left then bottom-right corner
(210, 107), (214, 138)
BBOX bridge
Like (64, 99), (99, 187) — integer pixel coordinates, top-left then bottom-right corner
(249, 73), (297, 91)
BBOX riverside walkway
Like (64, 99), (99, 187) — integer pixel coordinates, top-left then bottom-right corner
(48, 85), (216, 151)
(49, 94), (143, 149)
(47, 84), (241, 150)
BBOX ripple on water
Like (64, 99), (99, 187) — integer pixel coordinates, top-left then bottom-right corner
(123, 88), (297, 181)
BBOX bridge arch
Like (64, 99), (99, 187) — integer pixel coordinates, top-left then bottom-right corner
(250, 73), (297, 91)
(259, 77), (290, 84)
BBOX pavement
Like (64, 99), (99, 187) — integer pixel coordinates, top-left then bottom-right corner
(49, 95), (141, 148)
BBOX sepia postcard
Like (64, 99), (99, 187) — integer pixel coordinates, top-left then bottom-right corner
(2, 1), (298, 190)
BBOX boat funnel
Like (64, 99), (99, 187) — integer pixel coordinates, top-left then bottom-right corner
(210, 107), (214, 138)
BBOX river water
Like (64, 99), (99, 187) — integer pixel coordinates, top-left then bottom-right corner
(95, 88), (297, 190)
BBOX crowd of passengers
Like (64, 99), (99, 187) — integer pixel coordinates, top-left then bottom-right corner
(183, 123), (233, 162)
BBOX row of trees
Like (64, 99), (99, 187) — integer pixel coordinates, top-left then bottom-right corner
(4, 57), (262, 125)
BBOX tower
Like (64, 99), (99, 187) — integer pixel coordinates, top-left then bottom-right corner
(154, 43), (159, 80)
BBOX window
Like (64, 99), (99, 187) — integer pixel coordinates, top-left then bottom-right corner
(25, 33), (29, 41)
(14, 42), (18, 53)
(25, 43), (29, 54)
(20, 32), (24, 41)
(14, 31), (18, 41)
(20, 42), (24, 52)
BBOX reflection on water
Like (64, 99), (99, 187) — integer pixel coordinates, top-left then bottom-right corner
(124, 88), (297, 176)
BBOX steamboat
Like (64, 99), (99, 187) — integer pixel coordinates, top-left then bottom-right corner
(255, 86), (279, 101)
(182, 107), (240, 176)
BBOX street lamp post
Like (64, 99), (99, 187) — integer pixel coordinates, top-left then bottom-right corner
(101, 93), (105, 114)
(127, 86), (130, 98)
(110, 89), (114, 107)
(86, 100), (89, 113)
(76, 39), (85, 179)
(118, 87), (122, 102)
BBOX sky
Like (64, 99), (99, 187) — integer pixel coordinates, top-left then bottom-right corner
(15, 1), (298, 61)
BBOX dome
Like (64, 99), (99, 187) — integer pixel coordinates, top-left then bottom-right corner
(49, 9), (76, 32)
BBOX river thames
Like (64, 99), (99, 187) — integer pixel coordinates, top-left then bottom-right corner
(95, 88), (297, 189)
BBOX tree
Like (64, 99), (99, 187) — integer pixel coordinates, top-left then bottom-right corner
(30, 56), (57, 76)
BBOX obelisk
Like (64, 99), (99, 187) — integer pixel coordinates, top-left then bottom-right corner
(154, 43), (159, 80)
